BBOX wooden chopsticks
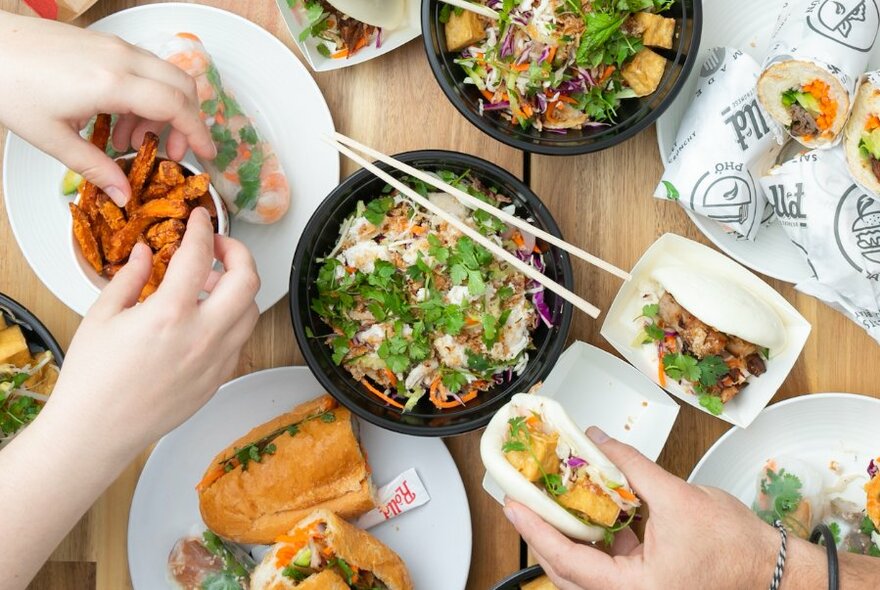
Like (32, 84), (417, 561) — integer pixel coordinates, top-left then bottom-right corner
(333, 132), (632, 282)
(324, 135), (619, 319)
(438, 0), (500, 19)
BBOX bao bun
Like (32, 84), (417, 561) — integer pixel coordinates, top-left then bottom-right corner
(326, 0), (405, 30)
(844, 79), (880, 195)
(480, 394), (631, 542)
(757, 60), (849, 148)
(650, 266), (786, 353)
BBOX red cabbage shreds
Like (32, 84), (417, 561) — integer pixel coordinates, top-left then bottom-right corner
(545, 128), (568, 135)
(515, 41), (533, 65)
(493, 373), (505, 385)
(487, 0), (501, 7)
(483, 101), (511, 111)
(533, 289), (554, 328)
(376, 28), (382, 49)
(535, 92), (548, 113)
(567, 456), (587, 468)
(500, 28), (515, 58)
(531, 253), (545, 273)
(538, 45), (551, 63)
(869, 459), (879, 479)
(576, 67), (596, 86)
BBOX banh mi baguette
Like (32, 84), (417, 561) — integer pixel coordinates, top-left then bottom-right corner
(757, 60), (849, 148)
(845, 76), (880, 195)
(197, 395), (377, 544)
(480, 394), (640, 543)
(250, 509), (413, 590)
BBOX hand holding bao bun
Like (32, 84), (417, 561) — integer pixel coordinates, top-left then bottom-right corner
(481, 394), (640, 543)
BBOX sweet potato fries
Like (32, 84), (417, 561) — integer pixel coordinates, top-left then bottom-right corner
(69, 114), (218, 301)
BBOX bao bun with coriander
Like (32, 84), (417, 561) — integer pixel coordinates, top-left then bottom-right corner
(196, 395), (377, 545)
(481, 394), (641, 543)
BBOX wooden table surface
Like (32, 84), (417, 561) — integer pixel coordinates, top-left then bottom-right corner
(1, 1), (879, 589)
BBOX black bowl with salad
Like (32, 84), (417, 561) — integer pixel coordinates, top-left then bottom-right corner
(489, 564), (547, 589)
(0, 293), (64, 449)
(422, 0), (702, 155)
(290, 150), (573, 436)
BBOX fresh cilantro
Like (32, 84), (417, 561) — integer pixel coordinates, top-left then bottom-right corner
(238, 125), (259, 145)
(328, 557), (355, 584)
(282, 565), (309, 581)
(330, 336), (350, 365)
(202, 530), (248, 581)
(642, 323), (664, 343)
(662, 180), (680, 201)
(755, 468), (805, 533)
(200, 572), (243, 590)
(439, 4), (463, 24)
(320, 411), (336, 423)
(466, 352), (493, 373)
(828, 522), (842, 546)
(697, 355), (729, 387)
(364, 197), (394, 225)
(502, 417), (567, 496)
(543, 473), (567, 496)
(497, 285), (515, 300)
(641, 303), (660, 318)
(234, 145), (264, 211)
(662, 353), (700, 382)
(698, 394), (724, 416)
(782, 89), (799, 108)
(441, 370), (469, 394)
(860, 515), (877, 536)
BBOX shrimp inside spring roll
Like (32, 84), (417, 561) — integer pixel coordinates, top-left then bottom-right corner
(758, 60), (849, 147)
(845, 78), (880, 194)
(481, 394), (640, 543)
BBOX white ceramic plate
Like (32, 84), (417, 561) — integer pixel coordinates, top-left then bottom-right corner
(482, 341), (680, 505)
(276, 0), (421, 72)
(688, 393), (880, 510)
(128, 366), (471, 590)
(3, 3), (339, 315)
(656, 0), (880, 284)
(600, 233), (811, 428)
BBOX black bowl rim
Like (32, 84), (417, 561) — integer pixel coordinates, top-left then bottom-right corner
(421, 0), (704, 156)
(490, 564), (546, 589)
(290, 149), (573, 437)
(0, 292), (65, 366)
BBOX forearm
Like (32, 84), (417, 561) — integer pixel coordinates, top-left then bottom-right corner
(782, 537), (880, 589)
(0, 385), (140, 589)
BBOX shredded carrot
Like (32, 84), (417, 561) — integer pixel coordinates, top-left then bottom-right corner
(410, 224), (427, 235)
(331, 35), (369, 59)
(195, 465), (226, 492)
(384, 368), (398, 387)
(215, 112), (225, 125)
(616, 486), (637, 502)
(545, 101), (558, 122)
(867, 114), (880, 131)
(522, 103), (534, 118)
(433, 389), (479, 408)
(511, 230), (525, 248)
(176, 32), (201, 42)
(237, 144), (251, 160)
(361, 378), (404, 409)
(598, 65), (616, 84)
(481, 89), (495, 101)
(558, 95), (578, 105)
(533, 244), (542, 254)
(801, 79), (837, 132)
(512, 62), (531, 72)
(224, 171), (238, 183)
(658, 359), (666, 387)
(546, 45), (557, 65)
(526, 415), (540, 427)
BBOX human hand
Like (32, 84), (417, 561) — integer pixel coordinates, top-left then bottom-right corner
(503, 427), (783, 590)
(44, 208), (259, 453)
(0, 11), (215, 206)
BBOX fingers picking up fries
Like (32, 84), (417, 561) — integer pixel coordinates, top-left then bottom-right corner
(69, 114), (225, 301)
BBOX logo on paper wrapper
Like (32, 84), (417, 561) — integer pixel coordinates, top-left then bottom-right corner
(766, 182), (807, 227)
(380, 480), (418, 520)
(807, 0), (879, 51)
(700, 47), (727, 77)
(691, 164), (757, 228)
(723, 98), (772, 152)
(834, 186), (880, 279)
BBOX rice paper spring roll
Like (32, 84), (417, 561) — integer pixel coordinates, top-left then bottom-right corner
(753, 457), (826, 539)
(159, 33), (290, 224)
(655, 47), (777, 240)
(757, 0), (880, 148)
(759, 146), (880, 343)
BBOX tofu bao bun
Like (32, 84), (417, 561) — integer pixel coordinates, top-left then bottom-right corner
(481, 394), (640, 543)
(325, 0), (406, 30)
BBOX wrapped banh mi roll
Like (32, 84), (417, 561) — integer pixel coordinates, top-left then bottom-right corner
(249, 509), (414, 590)
(759, 146), (880, 343)
(196, 395), (377, 545)
(844, 72), (880, 195)
(757, 0), (880, 148)
(480, 394), (640, 543)
(655, 48), (777, 240)
(159, 33), (291, 224)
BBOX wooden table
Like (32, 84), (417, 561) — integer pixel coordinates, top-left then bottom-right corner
(1, 1), (879, 588)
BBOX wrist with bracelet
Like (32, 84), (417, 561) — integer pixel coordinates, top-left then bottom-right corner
(767, 521), (840, 590)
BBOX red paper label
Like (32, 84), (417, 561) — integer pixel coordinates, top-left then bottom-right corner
(24, 0), (59, 20)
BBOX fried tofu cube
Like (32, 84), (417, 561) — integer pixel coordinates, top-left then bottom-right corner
(556, 480), (621, 528)
(505, 428), (560, 482)
(522, 576), (559, 590)
(23, 351), (58, 395)
(445, 10), (486, 53)
(621, 48), (667, 97)
(0, 326), (31, 367)
(630, 12), (675, 49)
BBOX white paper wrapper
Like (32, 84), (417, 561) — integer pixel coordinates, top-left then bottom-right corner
(656, 47), (776, 240)
(761, 0), (880, 145)
(353, 468), (430, 529)
(760, 147), (880, 342)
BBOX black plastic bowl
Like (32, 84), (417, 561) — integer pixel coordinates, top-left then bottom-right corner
(0, 293), (65, 366)
(290, 150), (573, 436)
(422, 0), (702, 155)
(490, 565), (546, 589)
